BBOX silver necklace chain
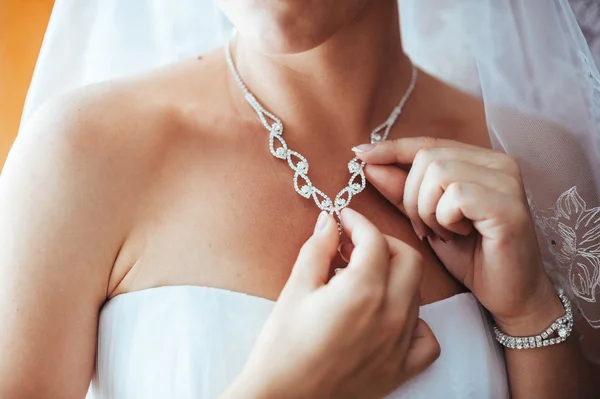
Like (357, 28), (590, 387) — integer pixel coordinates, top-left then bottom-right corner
(225, 40), (417, 228)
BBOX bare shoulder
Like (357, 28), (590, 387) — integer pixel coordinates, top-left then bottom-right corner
(2, 52), (229, 276)
(11, 48), (227, 200)
(15, 76), (178, 182)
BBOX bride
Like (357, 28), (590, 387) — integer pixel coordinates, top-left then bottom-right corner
(1, 0), (599, 398)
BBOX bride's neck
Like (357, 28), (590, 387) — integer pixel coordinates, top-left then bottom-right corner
(230, 0), (412, 139)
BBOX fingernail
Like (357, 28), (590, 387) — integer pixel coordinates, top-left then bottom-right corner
(410, 220), (431, 241)
(439, 235), (454, 244)
(314, 211), (329, 233)
(338, 242), (353, 263)
(351, 143), (376, 153)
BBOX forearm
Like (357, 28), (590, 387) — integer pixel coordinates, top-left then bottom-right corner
(498, 292), (599, 398)
(505, 335), (598, 398)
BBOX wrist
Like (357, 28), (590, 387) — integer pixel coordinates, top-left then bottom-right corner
(492, 282), (565, 337)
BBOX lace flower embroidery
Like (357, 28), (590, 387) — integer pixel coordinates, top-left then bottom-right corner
(533, 187), (600, 307)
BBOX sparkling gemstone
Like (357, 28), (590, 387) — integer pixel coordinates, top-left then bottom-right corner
(517, 344), (523, 349)
(372, 133), (382, 142)
(551, 323), (558, 330)
(335, 198), (346, 206)
(536, 342), (543, 348)
(271, 123), (282, 133)
(299, 186), (311, 196)
(523, 343), (530, 349)
(558, 327), (568, 338)
(543, 341), (549, 346)
(529, 337), (535, 344)
(350, 183), (362, 193)
(275, 147), (287, 157)
(549, 339), (556, 345)
(297, 161), (308, 173)
(541, 332), (548, 339)
(348, 160), (360, 173)
(516, 338), (522, 344)
(535, 335), (542, 342)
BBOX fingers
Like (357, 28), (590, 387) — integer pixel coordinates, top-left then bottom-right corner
(287, 212), (340, 293)
(391, 288), (421, 353)
(416, 161), (520, 239)
(383, 234), (423, 310)
(436, 182), (531, 242)
(358, 139), (524, 242)
(381, 234), (424, 355)
(331, 211), (438, 383)
(338, 242), (354, 263)
(353, 137), (473, 165)
(363, 164), (408, 215)
(339, 208), (390, 287)
(400, 319), (441, 381)
(354, 137), (517, 174)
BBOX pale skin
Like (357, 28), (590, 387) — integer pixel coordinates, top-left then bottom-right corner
(0, 0), (598, 398)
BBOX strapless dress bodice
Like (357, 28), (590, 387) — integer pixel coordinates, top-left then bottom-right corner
(87, 286), (509, 399)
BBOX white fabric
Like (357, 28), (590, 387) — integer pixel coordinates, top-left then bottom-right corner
(23, 0), (600, 333)
(88, 287), (508, 399)
(570, 0), (600, 65)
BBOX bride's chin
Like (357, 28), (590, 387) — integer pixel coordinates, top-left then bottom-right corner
(218, 0), (370, 55)
(241, 28), (334, 55)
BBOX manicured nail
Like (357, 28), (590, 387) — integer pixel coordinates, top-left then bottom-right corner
(338, 242), (354, 263)
(352, 143), (376, 153)
(439, 235), (454, 244)
(411, 220), (431, 241)
(314, 211), (329, 233)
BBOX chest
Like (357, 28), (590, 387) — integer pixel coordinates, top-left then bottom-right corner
(110, 119), (485, 301)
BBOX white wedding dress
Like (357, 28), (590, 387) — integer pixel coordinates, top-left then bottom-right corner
(87, 286), (509, 398)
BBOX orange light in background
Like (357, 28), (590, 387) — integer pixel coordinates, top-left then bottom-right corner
(0, 0), (54, 171)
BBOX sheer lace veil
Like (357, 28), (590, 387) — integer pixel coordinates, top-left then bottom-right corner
(22, 0), (600, 345)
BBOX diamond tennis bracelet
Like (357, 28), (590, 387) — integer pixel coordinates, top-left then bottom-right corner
(494, 290), (573, 349)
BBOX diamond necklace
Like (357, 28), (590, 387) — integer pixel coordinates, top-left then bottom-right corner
(225, 40), (417, 229)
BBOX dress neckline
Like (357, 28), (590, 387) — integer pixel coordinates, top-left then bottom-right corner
(106, 284), (474, 311)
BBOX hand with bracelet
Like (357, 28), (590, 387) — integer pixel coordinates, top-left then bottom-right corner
(351, 136), (598, 398)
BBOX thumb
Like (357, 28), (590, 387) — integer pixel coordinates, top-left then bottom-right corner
(286, 212), (340, 292)
(363, 164), (409, 217)
(401, 319), (441, 380)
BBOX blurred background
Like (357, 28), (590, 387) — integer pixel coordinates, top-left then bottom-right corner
(0, 0), (599, 172)
(0, 0), (54, 170)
